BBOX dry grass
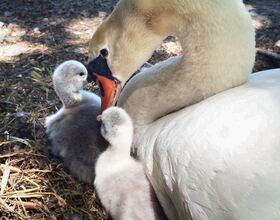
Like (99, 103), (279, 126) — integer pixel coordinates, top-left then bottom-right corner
(0, 143), (106, 219)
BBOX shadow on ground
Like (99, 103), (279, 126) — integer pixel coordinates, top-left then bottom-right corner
(244, 0), (280, 71)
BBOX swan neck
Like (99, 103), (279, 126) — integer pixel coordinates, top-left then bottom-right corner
(116, 0), (254, 132)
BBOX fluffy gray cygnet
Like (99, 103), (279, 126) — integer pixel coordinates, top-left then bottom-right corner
(45, 60), (107, 184)
(94, 107), (167, 220)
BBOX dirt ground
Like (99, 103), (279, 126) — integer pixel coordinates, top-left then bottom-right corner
(0, 0), (279, 219)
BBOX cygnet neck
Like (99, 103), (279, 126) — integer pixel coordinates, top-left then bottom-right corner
(107, 132), (133, 156)
(55, 85), (83, 108)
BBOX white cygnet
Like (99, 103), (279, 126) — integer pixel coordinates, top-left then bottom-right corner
(94, 107), (167, 220)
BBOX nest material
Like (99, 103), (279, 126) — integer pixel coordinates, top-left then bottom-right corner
(0, 144), (107, 220)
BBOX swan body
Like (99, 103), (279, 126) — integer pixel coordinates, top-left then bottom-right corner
(95, 107), (167, 220)
(120, 68), (280, 220)
(45, 60), (106, 184)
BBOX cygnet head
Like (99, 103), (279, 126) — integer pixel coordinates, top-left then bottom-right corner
(53, 60), (88, 107)
(99, 107), (133, 151)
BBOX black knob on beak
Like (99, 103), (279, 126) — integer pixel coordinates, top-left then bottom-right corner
(87, 54), (114, 83)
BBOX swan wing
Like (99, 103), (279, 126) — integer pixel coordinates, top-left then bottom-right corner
(138, 69), (280, 220)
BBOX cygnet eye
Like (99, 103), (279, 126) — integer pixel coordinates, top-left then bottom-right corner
(100, 48), (109, 57)
(101, 123), (107, 136)
(79, 72), (85, 76)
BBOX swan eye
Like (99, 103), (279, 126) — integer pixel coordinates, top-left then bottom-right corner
(100, 48), (109, 57)
(79, 72), (85, 76)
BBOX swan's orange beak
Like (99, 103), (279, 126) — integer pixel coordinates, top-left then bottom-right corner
(95, 74), (122, 111)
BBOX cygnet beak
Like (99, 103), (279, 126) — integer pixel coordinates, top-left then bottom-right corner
(96, 114), (102, 122)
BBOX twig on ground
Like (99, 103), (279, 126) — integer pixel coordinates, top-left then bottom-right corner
(257, 48), (280, 64)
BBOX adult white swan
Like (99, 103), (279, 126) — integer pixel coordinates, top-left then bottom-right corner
(119, 67), (280, 220)
(87, 0), (280, 219)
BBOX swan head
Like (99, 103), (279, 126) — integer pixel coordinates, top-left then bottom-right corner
(53, 60), (88, 107)
(87, 5), (164, 111)
(98, 107), (133, 151)
(88, 20), (160, 84)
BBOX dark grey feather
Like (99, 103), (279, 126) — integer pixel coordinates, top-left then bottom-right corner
(47, 102), (107, 184)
